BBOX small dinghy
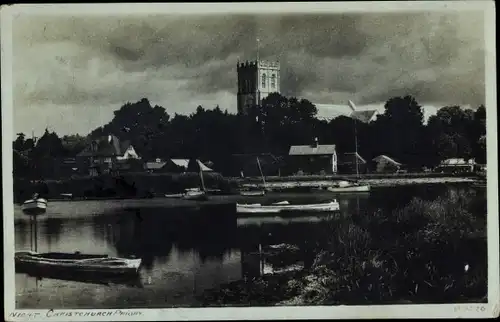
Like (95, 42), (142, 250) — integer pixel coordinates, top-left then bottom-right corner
(236, 200), (340, 214)
(182, 189), (208, 201)
(15, 251), (142, 276)
(240, 190), (266, 197)
(165, 188), (208, 201)
(326, 180), (371, 193)
(21, 194), (48, 215)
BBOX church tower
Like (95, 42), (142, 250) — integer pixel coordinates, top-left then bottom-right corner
(237, 60), (281, 115)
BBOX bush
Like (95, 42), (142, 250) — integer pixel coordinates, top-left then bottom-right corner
(284, 190), (486, 305)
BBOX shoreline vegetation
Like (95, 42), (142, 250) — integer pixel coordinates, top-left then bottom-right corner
(13, 172), (482, 203)
(198, 190), (487, 306)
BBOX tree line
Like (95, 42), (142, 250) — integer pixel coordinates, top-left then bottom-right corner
(13, 95), (486, 179)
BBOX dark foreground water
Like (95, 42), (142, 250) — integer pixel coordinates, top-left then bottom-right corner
(14, 183), (486, 309)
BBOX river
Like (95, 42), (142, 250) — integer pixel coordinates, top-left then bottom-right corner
(13, 183), (486, 309)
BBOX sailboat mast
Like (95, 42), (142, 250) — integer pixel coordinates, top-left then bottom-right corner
(354, 118), (359, 178)
(256, 157), (266, 187)
(199, 163), (206, 191)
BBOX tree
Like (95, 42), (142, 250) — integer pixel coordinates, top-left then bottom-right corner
(426, 106), (479, 163)
(90, 98), (171, 160)
(370, 96), (425, 168)
(13, 133), (26, 151)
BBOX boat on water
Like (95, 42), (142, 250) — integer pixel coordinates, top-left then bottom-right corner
(326, 183), (371, 193)
(183, 189), (208, 200)
(239, 156), (267, 197)
(240, 190), (266, 197)
(236, 200), (340, 214)
(15, 251), (142, 276)
(21, 194), (48, 215)
(165, 188), (208, 201)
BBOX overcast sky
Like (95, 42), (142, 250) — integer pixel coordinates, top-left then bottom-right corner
(11, 10), (485, 136)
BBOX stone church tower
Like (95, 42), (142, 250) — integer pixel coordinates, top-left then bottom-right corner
(237, 60), (281, 115)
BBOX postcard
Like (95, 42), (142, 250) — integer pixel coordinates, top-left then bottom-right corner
(2, 1), (498, 320)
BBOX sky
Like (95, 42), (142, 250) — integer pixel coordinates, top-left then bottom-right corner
(10, 10), (486, 136)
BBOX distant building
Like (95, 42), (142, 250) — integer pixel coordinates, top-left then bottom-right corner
(435, 158), (476, 173)
(337, 152), (368, 174)
(144, 158), (213, 173)
(371, 155), (402, 173)
(76, 135), (141, 176)
(237, 60), (281, 115)
(288, 138), (337, 175)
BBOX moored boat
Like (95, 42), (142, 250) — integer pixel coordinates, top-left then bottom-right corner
(240, 190), (266, 197)
(236, 200), (340, 214)
(21, 196), (48, 215)
(165, 188), (208, 200)
(15, 251), (142, 276)
(182, 190), (208, 201)
(164, 193), (184, 199)
(326, 184), (371, 193)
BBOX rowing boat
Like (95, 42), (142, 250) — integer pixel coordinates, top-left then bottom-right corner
(21, 198), (48, 215)
(15, 251), (142, 276)
(240, 190), (266, 197)
(236, 200), (340, 214)
(326, 184), (371, 193)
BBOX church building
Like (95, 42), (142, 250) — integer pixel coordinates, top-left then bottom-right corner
(236, 60), (281, 115)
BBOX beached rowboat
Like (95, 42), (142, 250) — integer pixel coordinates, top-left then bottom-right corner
(15, 251), (142, 276)
(236, 200), (340, 214)
(21, 198), (48, 215)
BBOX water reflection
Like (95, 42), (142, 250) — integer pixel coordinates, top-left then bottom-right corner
(14, 184), (482, 308)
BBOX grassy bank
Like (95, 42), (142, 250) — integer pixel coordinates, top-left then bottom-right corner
(198, 190), (487, 305)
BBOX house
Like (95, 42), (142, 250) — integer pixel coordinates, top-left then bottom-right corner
(371, 155), (402, 173)
(337, 152), (368, 174)
(288, 138), (337, 175)
(435, 158), (475, 174)
(144, 158), (213, 173)
(350, 110), (379, 123)
(76, 135), (141, 176)
(144, 158), (168, 173)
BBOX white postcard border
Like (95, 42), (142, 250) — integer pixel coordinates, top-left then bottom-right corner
(2, 1), (499, 320)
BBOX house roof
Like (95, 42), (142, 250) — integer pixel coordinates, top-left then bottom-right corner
(170, 159), (213, 171)
(145, 162), (167, 170)
(350, 110), (379, 123)
(77, 135), (131, 157)
(372, 155), (402, 166)
(289, 144), (336, 156)
(338, 152), (367, 165)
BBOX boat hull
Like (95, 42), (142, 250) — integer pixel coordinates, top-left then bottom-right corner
(15, 251), (142, 276)
(240, 191), (266, 197)
(21, 199), (47, 215)
(183, 192), (208, 201)
(236, 201), (340, 214)
(326, 185), (371, 193)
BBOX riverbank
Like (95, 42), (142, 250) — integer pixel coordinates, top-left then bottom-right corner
(13, 172), (482, 203)
(240, 176), (477, 190)
(198, 189), (487, 305)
